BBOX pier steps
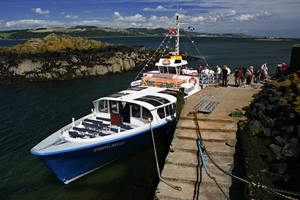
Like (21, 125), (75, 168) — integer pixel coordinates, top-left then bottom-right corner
(156, 82), (261, 199)
(157, 117), (238, 199)
(177, 117), (239, 133)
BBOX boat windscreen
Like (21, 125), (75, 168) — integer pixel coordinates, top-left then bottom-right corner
(108, 92), (129, 98)
(130, 87), (146, 91)
(159, 89), (188, 97)
(134, 95), (170, 107)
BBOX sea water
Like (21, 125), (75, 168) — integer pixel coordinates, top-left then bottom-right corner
(96, 36), (300, 74)
(0, 37), (299, 200)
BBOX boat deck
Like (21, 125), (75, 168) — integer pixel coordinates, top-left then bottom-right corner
(69, 117), (134, 139)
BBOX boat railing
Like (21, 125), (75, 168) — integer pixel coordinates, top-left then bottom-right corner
(199, 73), (220, 85)
(141, 77), (186, 89)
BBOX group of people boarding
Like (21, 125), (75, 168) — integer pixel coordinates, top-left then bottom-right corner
(198, 63), (272, 87)
(233, 63), (269, 87)
(232, 62), (287, 87)
(197, 65), (231, 87)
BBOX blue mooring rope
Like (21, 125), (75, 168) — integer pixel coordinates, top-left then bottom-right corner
(197, 138), (230, 200)
(197, 139), (214, 179)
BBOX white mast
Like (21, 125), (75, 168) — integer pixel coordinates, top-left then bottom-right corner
(174, 14), (188, 56)
(175, 15), (180, 55)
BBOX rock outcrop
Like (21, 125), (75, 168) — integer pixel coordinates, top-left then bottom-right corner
(239, 72), (300, 199)
(0, 34), (149, 84)
(286, 44), (300, 75)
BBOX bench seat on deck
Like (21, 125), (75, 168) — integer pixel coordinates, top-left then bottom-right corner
(84, 118), (103, 125)
(96, 117), (110, 122)
(82, 121), (109, 129)
(72, 127), (110, 137)
(120, 124), (133, 130)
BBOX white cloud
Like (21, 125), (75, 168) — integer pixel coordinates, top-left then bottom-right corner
(143, 5), (167, 11)
(5, 19), (64, 29)
(65, 15), (79, 19)
(149, 15), (157, 21)
(156, 6), (166, 11)
(113, 12), (145, 22)
(234, 11), (271, 21)
(235, 14), (256, 21)
(70, 20), (111, 28)
(129, 22), (142, 27)
(175, 13), (205, 23)
(32, 8), (50, 15)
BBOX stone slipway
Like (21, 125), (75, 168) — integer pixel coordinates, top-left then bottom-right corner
(156, 80), (262, 200)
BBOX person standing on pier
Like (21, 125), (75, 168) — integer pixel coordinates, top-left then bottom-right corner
(261, 63), (268, 82)
(222, 65), (228, 87)
(234, 68), (239, 86)
(216, 65), (221, 85)
(276, 62), (283, 79)
(238, 68), (244, 87)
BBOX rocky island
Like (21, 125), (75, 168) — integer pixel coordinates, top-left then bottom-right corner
(0, 34), (149, 85)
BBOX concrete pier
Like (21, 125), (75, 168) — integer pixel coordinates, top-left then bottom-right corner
(156, 81), (262, 200)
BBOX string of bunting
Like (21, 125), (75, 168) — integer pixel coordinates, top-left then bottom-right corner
(185, 31), (209, 67)
(129, 32), (176, 87)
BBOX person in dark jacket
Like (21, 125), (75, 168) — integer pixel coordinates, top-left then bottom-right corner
(222, 65), (228, 87)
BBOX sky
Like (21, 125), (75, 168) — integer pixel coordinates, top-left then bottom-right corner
(0, 0), (299, 38)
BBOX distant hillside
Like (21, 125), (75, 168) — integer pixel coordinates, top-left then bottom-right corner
(0, 26), (251, 40)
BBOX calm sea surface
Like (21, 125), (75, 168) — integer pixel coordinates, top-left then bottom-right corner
(0, 37), (300, 200)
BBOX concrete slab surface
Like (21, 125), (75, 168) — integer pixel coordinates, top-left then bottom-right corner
(156, 77), (262, 200)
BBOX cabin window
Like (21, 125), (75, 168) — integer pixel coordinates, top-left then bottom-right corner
(159, 66), (167, 73)
(157, 107), (166, 119)
(168, 67), (177, 74)
(111, 101), (119, 114)
(172, 103), (176, 115)
(163, 104), (175, 117)
(131, 104), (141, 118)
(98, 100), (109, 113)
(142, 107), (153, 120)
(166, 104), (172, 116)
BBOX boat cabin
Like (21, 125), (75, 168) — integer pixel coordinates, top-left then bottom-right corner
(155, 55), (188, 75)
(61, 88), (179, 139)
(93, 89), (177, 127)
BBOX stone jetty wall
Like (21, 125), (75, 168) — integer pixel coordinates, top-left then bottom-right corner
(239, 72), (300, 199)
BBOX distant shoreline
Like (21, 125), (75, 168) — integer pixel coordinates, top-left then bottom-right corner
(1, 27), (299, 40)
(254, 38), (292, 42)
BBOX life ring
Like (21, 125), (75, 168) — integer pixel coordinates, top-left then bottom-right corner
(188, 77), (197, 85)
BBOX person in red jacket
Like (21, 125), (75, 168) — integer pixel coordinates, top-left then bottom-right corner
(282, 62), (287, 76)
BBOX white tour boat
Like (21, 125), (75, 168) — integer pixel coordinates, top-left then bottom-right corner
(30, 15), (203, 184)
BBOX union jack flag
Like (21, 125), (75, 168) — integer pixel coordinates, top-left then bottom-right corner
(168, 28), (177, 35)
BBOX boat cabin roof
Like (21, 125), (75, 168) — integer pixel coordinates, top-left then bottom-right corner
(155, 58), (188, 67)
(94, 87), (178, 111)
